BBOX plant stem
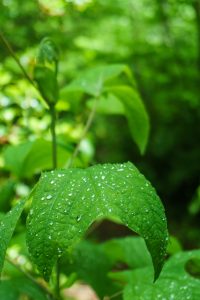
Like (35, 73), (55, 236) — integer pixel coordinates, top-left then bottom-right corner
(66, 96), (99, 168)
(1, 31), (61, 299)
(103, 290), (123, 300)
(50, 105), (57, 169)
(6, 257), (56, 300)
(49, 105), (61, 298)
(0, 30), (35, 88)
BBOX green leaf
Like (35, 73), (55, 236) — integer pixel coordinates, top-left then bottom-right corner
(60, 240), (117, 298)
(87, 93), (125, 115)
(102, 236), (152, 269)
(108, 86), (150, 154)
(37, 37), (59, 68)
(67, 64), (135, 97)
(26, 162), (168, 281)
(0, 180), (15, 212)
(0, 277), (49, 300)
(0, 200), (25, 275)
(124, 250), (200, 300)
(185, 257), (200, 279)
(34, 65), (59, 105)
(34, 37), (59, 106)
(3, 139), (72, 178)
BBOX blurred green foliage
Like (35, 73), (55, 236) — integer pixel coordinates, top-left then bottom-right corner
(0, 0), (200, 298)
(1, 0), (199, 245)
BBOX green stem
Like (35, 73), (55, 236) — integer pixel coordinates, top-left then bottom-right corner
(50, 105), (57, 169)
(6, 257), (56, 300)
(49, 105), (61, 299)
(49, 105), (61, 298)
(66, 96), (98, 168)
(0, 30), (36, 88)
(1, 31), (61, 300)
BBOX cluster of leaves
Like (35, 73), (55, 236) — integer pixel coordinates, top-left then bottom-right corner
(0, 1), (200, 299)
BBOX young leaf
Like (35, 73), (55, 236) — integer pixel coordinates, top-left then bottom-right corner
(27, 162), (168, 281)
(66, 64), (135, 97)
(37, 37), (59, 69)
(34, 37), (59, 106)
(124, 250), (200, 300)
(34, 66), (59, 106)
(108, 86), (150, 154)
(0, 200), (25, 275)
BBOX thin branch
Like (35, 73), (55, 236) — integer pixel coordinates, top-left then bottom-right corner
(0, 30), (36, 88)
(103, 290), (123, 300)
(6, 257), (56, 300)
(50, 105), (57, 169)
(66, 97), (99, 168)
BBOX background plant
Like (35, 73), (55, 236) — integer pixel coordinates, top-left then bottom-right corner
(0, 1), (200, 299)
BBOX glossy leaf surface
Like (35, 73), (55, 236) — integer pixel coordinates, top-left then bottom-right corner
(26, 162), (168, 281)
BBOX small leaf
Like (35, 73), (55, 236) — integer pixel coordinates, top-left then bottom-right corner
(26, 162), (168, 281)
(34, 37), (59, 106)
(0, 200), (25, 275)
(34, 66), (58, 105)
(108, 86), (150, 154)
(67, 64), (134, 97)
(37, 37), (59, 71)
(0, 180), (15, 212)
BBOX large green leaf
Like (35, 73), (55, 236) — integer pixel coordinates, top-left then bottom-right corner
(124, 250), (200, 300)
(26, 162), (168, 281)
(108, 86), (150, 154)
(0, 200), (25, 275)
(65, 65), (149, 153)
(67, 64), (134, 97)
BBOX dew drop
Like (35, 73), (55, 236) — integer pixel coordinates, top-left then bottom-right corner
(76, 215), (81, 222)
(47, 195), (52, 200)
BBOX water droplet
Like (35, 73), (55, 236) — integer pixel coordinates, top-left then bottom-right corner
(76, 215), (81, 222)
(47, 195), (52, 200)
